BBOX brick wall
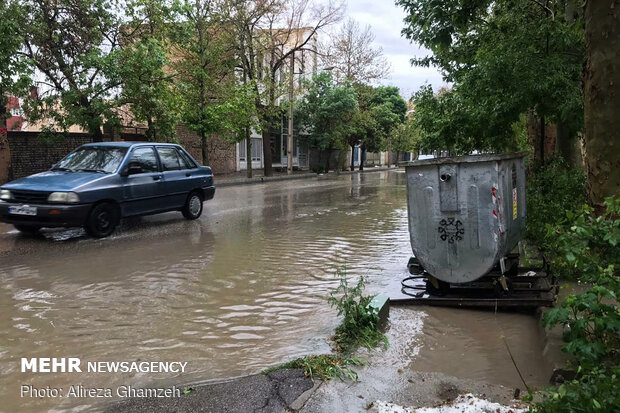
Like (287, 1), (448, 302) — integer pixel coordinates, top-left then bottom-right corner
(176, 124), (237, 174)
(2, 127), (237, 184)
(6, 131), (94, 181)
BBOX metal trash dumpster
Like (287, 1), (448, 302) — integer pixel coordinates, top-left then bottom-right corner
(406, 152), (526, 284)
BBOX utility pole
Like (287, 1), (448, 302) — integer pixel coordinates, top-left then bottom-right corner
(287, 52), (294, 175)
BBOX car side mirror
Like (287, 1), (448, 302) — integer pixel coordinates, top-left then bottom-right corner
(121, 163), (143, 176)
(127, 163), (143, 175)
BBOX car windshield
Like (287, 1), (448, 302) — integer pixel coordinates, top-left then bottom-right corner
(53, 147), (128, 173)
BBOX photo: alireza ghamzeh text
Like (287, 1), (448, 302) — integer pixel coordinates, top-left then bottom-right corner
(0, 0), (618, 412)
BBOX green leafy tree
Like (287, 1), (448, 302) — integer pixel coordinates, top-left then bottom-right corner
(398, 0), (583, 161)
(347, 84), (406, 170)
(391, 116), (419, 164)
(19, 0), (124, 141)
(0, 0), (30, 183)
(0, 0), (30, 131)
(173, 0), (257, 165)
(118, 0), (180, 142)
(296, 72), (357, 172)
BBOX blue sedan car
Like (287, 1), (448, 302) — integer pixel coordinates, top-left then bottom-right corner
(0, 142), (215, 237)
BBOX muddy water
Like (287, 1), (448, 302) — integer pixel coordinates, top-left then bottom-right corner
(0, 171), (553, 413)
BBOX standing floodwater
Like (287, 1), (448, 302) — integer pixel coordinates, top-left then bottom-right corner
(0, 171), (553, 413)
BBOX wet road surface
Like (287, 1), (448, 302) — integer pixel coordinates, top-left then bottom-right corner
(0, 171), (553, 413)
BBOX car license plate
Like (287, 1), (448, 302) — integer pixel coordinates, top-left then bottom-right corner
(8, 205), (37, 216)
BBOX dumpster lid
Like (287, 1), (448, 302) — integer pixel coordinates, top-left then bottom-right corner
(404, 152), (527, 167)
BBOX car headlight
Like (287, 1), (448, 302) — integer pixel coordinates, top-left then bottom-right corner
(47, 192), (80, 203)
(0, 189), (11, 201)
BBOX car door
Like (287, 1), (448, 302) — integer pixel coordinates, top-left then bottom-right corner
(121, 146), (163, 216)
(156, 146), (194, 209)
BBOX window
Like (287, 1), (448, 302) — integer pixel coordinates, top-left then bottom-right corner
(129, 147), (158, 173)
(157, 147), (184, 171)
(177, 149), (197, 169)
(239, 139), (262, 162)
(55, 146), (127, 173)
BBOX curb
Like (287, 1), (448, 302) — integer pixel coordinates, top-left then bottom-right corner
(290, 380), (323, 411)
(216, 166), (399, 188)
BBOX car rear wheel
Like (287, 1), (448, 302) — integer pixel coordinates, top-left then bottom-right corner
(85, 202), (119, 238)
(182, 191), (203, 220)
(14, 224), (41, 234)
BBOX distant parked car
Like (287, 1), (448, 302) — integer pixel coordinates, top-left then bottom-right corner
(0, 142), (215, 237)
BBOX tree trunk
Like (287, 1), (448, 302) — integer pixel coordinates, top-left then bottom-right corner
(92, 126), (104, 143)
(555, 122), (583, 168)
(246, 127), (252, 178)
(200, 130), (208, 166)
(0, 105), (11, 184)
(359, 147), (366, 171)
(262, 128), (272, 177)
(539, 115), (546, 165)
(350, 145), (355, 171)
(583, 0), (620, 208)
(526, 110), (543, 166)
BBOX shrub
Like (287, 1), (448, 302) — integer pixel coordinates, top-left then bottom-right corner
(327, 269), (388, 354)
(312, 163), (326, 174)
(534, 197), (620, 412)
(544, 197), (620, 281)
(526, 156), (586, 247)
(529, 367), (620, 412)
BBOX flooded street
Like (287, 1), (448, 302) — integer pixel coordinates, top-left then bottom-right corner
(0, 171), (552, 413)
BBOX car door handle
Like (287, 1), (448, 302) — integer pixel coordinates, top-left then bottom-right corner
(153, 175), (162, 181)
(185, 173), (191, 177)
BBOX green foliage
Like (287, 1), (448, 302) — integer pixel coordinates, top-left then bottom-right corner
(525, 156), (586, 247)
(544, 197), (620, 282)
(0, 0), (31, 121)
(529, 367), (620, 413)
(172, 0), (257, 162)
(327, 269), (388, 354)
(391, 116), (420, 155)
(119, 37), (180, 141)
(296, 72), (358, 151)
(311, 163), (326, 174)
(19, 0), (124, 138)
(263, 355), (364, 382)
(119, 0), (180, 141)
(398, 0), (584, 152)
(535, 197), (620, 412)
(543, 282), (619, 369)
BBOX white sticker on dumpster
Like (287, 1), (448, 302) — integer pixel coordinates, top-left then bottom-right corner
(512, 188), (518, 220)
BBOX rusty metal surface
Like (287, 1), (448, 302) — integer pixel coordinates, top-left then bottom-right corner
(406, 153), (526, 283)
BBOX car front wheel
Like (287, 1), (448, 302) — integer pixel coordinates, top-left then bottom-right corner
(182, 191), (203, 220)
(85, 202), (119, 238)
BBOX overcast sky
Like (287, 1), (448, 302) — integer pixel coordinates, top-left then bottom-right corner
(344, 0), (447, 100)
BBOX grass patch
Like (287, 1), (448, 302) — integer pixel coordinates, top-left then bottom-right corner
(263, 354), (364, 381)
(327, 268), (388, 354)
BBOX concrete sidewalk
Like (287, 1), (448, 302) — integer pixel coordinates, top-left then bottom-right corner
(216, 165), (398, 187)
(107, 369), (318, 413)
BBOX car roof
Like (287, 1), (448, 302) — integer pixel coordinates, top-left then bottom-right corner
(81, 141), (181, 148)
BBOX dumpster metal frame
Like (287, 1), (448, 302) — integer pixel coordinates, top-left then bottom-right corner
(405, 152), (528, 284)
(390, 256), (558, 309)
